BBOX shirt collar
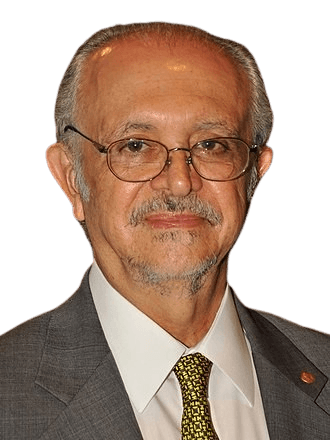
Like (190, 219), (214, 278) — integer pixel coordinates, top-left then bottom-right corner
(195, 288), (255, 407)
(89, 262), (254, 412)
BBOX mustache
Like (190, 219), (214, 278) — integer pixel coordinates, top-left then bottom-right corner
(129, 194), (222, 227)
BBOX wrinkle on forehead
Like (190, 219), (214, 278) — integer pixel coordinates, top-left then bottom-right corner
(118, 118), (238, 137)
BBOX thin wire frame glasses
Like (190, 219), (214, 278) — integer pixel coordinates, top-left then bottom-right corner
(64, 125), (258, 183)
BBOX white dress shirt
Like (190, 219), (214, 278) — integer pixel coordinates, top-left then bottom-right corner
(89, 262), (270, 439)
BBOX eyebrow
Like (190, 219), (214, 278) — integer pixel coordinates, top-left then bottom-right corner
(105, 118), (239, 143)
(116, 121), (157, 138)
(192, 120), (240, 137)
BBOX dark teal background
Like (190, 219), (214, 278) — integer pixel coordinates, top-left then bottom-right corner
(0, 0), (330, 332)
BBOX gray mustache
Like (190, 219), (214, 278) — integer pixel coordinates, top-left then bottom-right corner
(129, 194), (222, 227)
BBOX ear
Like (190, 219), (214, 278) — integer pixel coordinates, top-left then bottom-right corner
(46, 143), (85, 222)
(257, 146), (273, 179)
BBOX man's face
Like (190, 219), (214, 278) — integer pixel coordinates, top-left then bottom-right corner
(71, 37), (258, 289)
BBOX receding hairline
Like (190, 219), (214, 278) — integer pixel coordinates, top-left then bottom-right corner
(75, 27), (251, 128)
(81, 25), (249, 80)
(86, 24), (237, 52)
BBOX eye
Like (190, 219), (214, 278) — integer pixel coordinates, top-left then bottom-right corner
(112, 139), (161, 161)
(126, 139), (147, 153)
(197, 140), (230, 153)
(199, 140), (220, 151)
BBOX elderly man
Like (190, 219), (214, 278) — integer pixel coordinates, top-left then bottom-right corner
(1, 22), (329, 440)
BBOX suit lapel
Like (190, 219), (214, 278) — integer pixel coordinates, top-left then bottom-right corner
(38, 353), (142, 439)
(35, 271), (143, 439)
(234, 296), (330, 439)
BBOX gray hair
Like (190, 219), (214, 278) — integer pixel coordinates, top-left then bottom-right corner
(55, 22), (273, 200)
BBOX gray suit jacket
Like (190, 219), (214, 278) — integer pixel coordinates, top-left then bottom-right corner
(0, 271), (329, 439)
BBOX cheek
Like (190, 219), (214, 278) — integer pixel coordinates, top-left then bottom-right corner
(214, 181), (248, 237)
(83, 172), (145, 240)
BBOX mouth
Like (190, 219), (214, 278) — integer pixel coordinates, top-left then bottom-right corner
(145, 213), (206, 229)
(129, 194), (222, 227)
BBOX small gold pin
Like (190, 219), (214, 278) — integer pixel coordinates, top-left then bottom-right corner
(300, 371), (316, 384)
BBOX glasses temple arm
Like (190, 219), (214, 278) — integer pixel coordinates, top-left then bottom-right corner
(63, 125), (108, 153)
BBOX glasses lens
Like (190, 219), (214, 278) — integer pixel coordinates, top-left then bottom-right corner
(108, 139), (167, 182)
(192, 138), (250, 181)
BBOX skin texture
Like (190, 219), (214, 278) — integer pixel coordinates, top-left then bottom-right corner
(47, 36), (272, 347)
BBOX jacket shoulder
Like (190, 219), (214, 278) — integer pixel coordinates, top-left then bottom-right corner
(0, 311), (52, 374)
(256, 309), (330, 371)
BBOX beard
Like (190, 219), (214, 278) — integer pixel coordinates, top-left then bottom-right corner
(123, 229), (218, 297)
(122, 193), (222, 296)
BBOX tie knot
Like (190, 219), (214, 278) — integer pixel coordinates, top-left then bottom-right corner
(174, 353), (212, 401)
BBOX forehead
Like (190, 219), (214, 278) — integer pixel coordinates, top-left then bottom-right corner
(79, 37), (250, 137)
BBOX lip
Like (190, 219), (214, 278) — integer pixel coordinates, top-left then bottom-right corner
(145, 213), (205, 229)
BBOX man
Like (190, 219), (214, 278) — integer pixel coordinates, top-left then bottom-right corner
(0, 22), (329, 439)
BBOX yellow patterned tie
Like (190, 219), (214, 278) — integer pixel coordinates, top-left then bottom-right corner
(174, 353), (219, 439)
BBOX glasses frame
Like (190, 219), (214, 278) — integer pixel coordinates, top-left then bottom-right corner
(64, 125), (259, 182)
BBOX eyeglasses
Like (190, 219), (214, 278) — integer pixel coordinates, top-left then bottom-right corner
(64, 125), (258, 182)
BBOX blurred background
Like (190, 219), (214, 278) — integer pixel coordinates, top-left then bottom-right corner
(1, 0), (329, 335)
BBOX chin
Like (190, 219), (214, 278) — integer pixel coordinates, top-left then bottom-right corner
(124, 251), (218, 296)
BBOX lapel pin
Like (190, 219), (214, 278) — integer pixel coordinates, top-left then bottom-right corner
(300, 371), (316, 384)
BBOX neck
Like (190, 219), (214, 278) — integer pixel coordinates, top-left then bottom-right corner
(97, 256), (228, 347)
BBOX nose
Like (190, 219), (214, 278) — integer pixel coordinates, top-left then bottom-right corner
(150, 148), (203, 197)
